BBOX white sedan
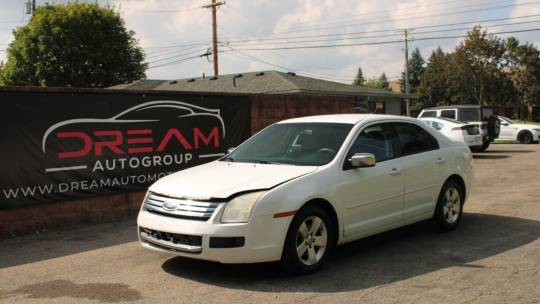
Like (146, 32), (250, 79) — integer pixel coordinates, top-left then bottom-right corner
(137, 114), (474, 273)
(496, 116), (540, 144)
(419, 117), (483, 150)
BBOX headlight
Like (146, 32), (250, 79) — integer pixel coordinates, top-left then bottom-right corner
(533, 128), (540, 133)
(221, 191), (266, 223)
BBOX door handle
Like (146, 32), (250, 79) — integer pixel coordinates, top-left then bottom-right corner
(436, 157), (446, 164)
(389, 168), (402, 175)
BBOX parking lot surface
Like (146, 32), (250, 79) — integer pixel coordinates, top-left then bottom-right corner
(1, 144), (539, 304)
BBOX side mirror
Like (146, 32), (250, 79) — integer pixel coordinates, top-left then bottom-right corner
(227, 147), (236, 154)
(349, 153), (376, 168)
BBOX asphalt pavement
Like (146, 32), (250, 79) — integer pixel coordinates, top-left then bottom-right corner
(1, 144), (539, 304)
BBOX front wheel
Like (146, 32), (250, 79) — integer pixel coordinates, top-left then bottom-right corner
(281, 205), (335, 274)
(434, 180), (464, 231)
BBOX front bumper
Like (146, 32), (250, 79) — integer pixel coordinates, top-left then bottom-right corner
(137, 204), (292, 264)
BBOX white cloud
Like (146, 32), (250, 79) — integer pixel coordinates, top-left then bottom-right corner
(1, 0), (538, 83)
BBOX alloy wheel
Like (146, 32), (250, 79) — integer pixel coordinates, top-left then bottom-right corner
(295, 216), (328, 266)
(443, 187), (461, 224)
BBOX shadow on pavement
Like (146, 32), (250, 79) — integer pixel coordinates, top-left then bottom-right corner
(162, 213), (539, 293)
(472, 155), (510, 159)
(0, 219), (137, 269)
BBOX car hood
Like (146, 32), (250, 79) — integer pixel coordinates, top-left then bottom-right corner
(149, 161), (317, 200)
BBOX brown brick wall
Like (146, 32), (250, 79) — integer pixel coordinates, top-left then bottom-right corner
(0, 191), (146, 237)
(251, 94), (356, 133)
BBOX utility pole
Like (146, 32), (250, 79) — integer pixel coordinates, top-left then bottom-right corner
(32, 0), (36, 14)
(203, 0), (225, 77)
(404, 29), (411, 117)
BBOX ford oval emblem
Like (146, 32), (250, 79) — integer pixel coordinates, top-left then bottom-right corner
(162, 201), (177, 211)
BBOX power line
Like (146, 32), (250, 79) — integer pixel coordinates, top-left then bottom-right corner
(272, 0), (518, 34)
(220, 14), (540, 44)
(147, 54), (203, 69)
(265, 0), (540, 35)
(145, 47), (210, 65)
(221, 20), (540, 48)
(231, 28), (540, 52)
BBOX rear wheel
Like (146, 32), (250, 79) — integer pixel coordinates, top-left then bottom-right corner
(434, 180), (464, 231)
(471, 140), (489, 152)
(518, 131), (533, 144)
(281, 205), (335, 274)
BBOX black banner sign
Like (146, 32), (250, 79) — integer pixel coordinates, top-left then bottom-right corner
(0, 90), (251, 208)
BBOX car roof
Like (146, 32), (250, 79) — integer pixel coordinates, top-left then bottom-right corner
(278, 114), (412, 125)
(422, 105), (491, 110)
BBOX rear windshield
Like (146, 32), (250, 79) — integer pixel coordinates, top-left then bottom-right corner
(481, 108), (493, 121)
(419, 111), (437, 118)
(458, 108), (481, 122)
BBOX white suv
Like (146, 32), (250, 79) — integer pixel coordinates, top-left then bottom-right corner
(138, 114), (474, 273)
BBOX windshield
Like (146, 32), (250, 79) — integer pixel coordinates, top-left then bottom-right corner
(223, 123), (353, 166)
(499, 116), (514, 124)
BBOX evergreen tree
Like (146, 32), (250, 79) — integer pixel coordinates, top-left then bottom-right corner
(400, 48), (425, 93)
(352, 66), (365, 86)
(378, 73), (389, 90)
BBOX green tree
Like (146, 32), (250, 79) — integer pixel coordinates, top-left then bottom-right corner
(416, 47), (453, 109)
(451, 26), (515, 106)
(378, 72), (389, 90)
(363, 78), (383, 89)
(400, 48), (425, 93)
(0, 2), (146, 87)
(506, 37), (540, 108)
(352, 66), (365, 86)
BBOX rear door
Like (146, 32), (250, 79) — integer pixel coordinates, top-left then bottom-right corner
(392, 122), (447, 220)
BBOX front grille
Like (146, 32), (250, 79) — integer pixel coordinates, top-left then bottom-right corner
(139, 227), (202, 253)
(144, 193), (220, 221)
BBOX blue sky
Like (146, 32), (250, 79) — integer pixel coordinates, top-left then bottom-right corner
(1, 0), (539, 83)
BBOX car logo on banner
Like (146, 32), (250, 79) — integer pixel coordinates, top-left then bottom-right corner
(40, 100), (227, 174)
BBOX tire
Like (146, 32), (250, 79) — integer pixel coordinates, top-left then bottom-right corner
(479, 140), (490, 151)
(281, 205), (335, 274)
(518, 131), (533, 144)
(487, 116), (500, 139)
(434, 180), (464, 231)
(470, 140), (489, 152)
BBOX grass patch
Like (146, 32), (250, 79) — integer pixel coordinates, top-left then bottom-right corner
(514, 120), (540, 126)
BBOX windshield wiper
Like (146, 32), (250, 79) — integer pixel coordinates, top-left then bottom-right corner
(254, 160), (286, 165)
(221, 156), (235, 162)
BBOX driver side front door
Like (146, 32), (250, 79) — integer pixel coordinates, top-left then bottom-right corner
(338, 122), (404, 238)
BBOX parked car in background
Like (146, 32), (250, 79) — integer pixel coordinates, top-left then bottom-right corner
(418, 105), (500, 152)
(419, 117), (482, 150)
(496, 116), (540, 144)
(137, 114), (474, 274)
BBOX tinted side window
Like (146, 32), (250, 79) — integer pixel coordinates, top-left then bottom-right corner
(394, 123), (439, 156)
(458, 108), (481, 122)
(420, 111), (437, 118)
(348, 123), (395, 162)
(440, 110), (456, 119)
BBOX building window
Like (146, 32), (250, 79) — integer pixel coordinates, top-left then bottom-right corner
(368, 101), (386, 114)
